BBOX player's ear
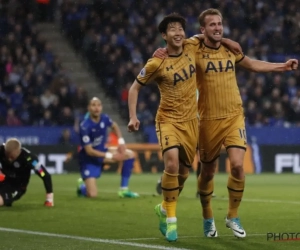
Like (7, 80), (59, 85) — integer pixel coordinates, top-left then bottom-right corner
(161, 33), (167, 41)
(200, 26), (205, 34)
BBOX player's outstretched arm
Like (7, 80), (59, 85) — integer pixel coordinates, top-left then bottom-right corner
(128, 80), (142, 132)
(32, 161), (54, 207)
(238, 56), (299, 72)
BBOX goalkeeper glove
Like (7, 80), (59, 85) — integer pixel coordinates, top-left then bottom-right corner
(0, 173), (5, 182)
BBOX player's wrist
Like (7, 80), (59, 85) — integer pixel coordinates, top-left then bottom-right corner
(105, 152), (113, 160)
(118, 137), (125, 145)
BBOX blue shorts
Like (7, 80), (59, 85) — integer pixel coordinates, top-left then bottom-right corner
(78, 148), (108, 179)
(80, 163), (103, 179)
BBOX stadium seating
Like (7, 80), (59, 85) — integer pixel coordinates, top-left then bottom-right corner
(60, 0), (300, 142)
(0, 1), (88, 127)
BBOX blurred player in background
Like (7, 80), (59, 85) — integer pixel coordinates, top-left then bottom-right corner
(0, 138), (54, 207)
(77, 97), (139, 198)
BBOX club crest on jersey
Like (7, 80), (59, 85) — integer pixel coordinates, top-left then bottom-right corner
(139, 68), (146, 77)
(100, 122), (105, 128)
(165, 136), (169, 146)
(82, 136), (90, 143)
(203, 54), (210, 58)
(13, 162), (20, 168)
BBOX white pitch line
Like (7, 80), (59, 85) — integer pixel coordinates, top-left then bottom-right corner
(78, 189), (300, 205)
(0, 227), (190, 250)
(118, 233), (266, 241)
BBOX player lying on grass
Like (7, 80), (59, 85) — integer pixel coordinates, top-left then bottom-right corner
(77, 97), (139, 198)
(0, 138), (53, 207)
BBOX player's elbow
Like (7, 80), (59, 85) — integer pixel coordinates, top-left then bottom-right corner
(111, 122), (119, 130)
(125, 149), (135, 159)
(85, 147), (94, 157)
(86, 151), (93, 157)
(130, 81), (141, 93)
(250, 67), (259, 73)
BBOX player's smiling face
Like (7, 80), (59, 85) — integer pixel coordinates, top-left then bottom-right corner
(201, 15), (223, 43)
(163, 22), (185, 48)
(88, 99), (102, 118)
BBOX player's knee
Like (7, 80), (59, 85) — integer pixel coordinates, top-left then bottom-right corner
(86, 190), (98, 198)
(125, 149), (135, 159)
(200, 163), (216, 181)
(230, 162), (244, 179)
(165, 159), (178, 174)
(164, 154), (179, 173)
(199, 172), (214, 182)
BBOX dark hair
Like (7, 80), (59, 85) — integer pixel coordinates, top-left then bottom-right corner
(198, 8), (223, 27)
(158, 13), (186, 34)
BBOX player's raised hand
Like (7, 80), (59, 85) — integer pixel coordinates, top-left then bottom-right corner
(128, 117), (140, 132)
(285, 59), (298, 71)
(0, 173), (5, 182)
(153, 48), (168, 59)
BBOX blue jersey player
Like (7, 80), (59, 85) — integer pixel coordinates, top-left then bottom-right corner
(77, 97), (139, 198)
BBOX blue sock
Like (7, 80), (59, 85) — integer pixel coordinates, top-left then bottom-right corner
(80, 183), (87, 196)
(121, 158), (134, 189)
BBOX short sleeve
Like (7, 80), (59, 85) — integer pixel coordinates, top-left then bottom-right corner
(184, 36), (201, 53)
(235, 53), (245, 64)
(80, 122), (91, 146)
(136, 58), (163, 85)
(103, 114), (113, 127)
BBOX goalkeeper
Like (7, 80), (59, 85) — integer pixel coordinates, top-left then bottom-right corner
(0, 138), (54, 207)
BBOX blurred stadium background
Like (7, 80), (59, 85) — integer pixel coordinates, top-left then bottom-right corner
(1, 0), (300, 175)
(1, 1), (300, 250)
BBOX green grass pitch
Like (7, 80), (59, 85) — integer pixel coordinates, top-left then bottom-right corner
(0, 173), (299, 250)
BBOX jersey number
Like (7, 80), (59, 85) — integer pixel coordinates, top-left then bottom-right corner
(239, 129), (246, 139)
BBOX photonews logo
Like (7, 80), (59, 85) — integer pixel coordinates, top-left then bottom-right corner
(267, 233), (300, 241)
